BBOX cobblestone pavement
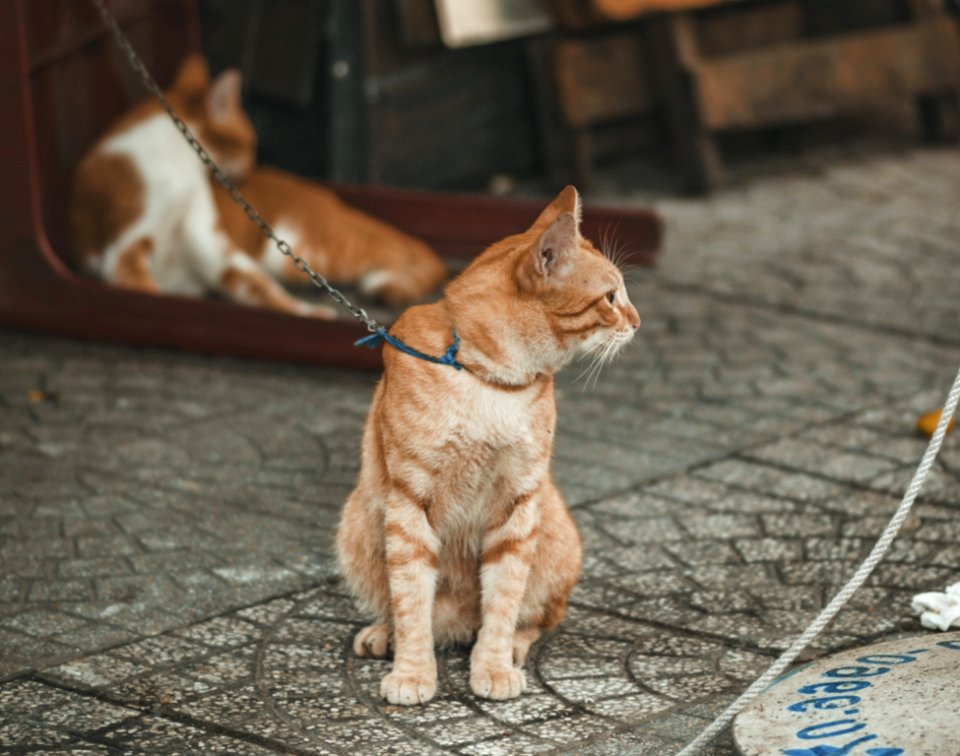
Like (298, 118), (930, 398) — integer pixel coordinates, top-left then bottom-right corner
(2, 147), (959, 754)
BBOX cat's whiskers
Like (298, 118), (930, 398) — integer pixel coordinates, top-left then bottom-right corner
(585, 342), (611, 390)
(573, 338), (610, 388)
(598, 221), (619, 264)
(599, 222), (627, 272)
(614, 245), (636, 273)
(599, 224), (637, 275)
(592, 337), (622, 389)
(575, 330), (629, 390)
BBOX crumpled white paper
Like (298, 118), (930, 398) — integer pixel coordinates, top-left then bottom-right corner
(912, 581), (960, 631)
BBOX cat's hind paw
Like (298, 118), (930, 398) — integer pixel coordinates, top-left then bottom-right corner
(380, 669), (437, 705)
(470, 664), (526, 700)
(353, 624), (391, 658)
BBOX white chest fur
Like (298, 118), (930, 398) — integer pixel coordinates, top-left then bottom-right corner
(395, 370), (552, 536)
(98, 114), (222, 294)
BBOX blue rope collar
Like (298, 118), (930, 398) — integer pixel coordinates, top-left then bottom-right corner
(355, 327), (464, 371)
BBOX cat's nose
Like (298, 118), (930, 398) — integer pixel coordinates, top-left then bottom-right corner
(628, 305), (641, 331)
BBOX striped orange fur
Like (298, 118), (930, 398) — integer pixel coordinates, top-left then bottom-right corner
(336, 186), (641, 705)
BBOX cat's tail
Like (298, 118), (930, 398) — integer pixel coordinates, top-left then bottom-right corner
(357, 237), (447, 306)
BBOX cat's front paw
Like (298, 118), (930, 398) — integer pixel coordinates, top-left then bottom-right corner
(470, 663), (526, 700)
(380, 669), (437, 705)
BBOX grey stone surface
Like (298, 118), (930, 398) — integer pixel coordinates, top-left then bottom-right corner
(1, 146), (959, 753)
(626, 148), (960, 346)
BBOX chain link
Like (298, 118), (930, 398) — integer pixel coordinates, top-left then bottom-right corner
(90, 0), (381, 332)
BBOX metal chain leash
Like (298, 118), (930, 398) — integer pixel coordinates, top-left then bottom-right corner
(90, 0), (380, 333)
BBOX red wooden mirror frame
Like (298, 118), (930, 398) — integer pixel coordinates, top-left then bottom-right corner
(0, 0), (662, 369)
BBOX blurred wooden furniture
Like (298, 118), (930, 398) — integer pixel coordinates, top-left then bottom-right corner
(596, 0), (731, 17)
(0, 0), (663, 368)
(544, 31), (659, 185)
(652, 0), (960, 191)
(546, 0), (960, 191)
(542, 0), (802, 187)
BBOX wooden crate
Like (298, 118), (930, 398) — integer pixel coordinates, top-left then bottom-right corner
(648, 0), (960, 191)
(540, 0), (960, 192)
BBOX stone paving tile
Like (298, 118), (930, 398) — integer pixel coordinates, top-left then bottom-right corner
(1, 148), (959, 752)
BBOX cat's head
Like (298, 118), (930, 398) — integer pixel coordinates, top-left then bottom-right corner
(518, 186), (640, 366)
(449, 186), (640, 384)
(167, 54), (256, 181)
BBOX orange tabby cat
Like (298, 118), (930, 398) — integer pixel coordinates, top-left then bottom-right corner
(71, 54), (444, 315)
(337, 186), (641, 704)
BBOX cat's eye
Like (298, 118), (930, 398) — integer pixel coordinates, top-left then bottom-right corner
(606, 290), (616, 304)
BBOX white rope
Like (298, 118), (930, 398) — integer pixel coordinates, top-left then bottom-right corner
(676, 361), (960, 756)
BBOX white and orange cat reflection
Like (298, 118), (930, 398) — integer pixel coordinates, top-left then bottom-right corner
(337, 186), (641, 705)
(70, 54), (445, 316)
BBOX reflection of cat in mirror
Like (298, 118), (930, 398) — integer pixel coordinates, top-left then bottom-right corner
(70, 54), (445, 316)
(337, 186), (641, 705)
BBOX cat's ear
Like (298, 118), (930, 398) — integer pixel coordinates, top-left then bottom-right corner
(207, 69), (243, 124)
(530, 211), (580, 281)
(172, 53), (210, 98)
(530, 185), (582, 232)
